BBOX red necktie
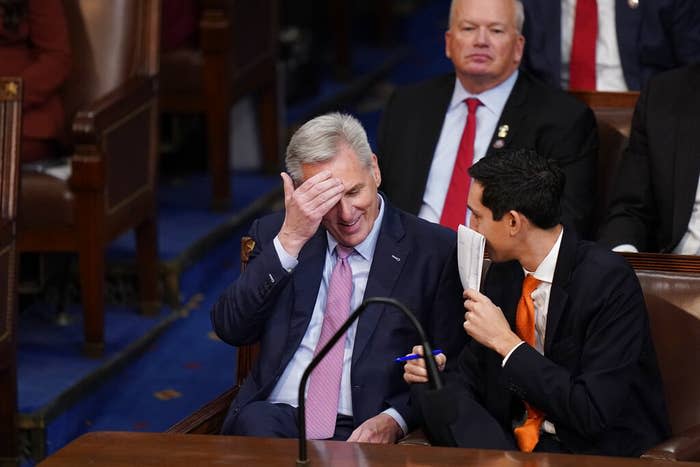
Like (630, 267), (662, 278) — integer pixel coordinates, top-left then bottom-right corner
(569, 0), (598, 90)
(440, 97), (482, 231)
(513, 274), (545, 452)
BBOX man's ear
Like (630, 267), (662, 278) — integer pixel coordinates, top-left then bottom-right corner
(371, 153), (382, 187)
(507, 210), (524, 235)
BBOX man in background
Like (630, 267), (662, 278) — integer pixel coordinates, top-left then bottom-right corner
(378, 0), (597, 237)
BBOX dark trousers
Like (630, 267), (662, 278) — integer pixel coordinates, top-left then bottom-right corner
(224, 400), (354, 441)
(414, 384), (568, 453)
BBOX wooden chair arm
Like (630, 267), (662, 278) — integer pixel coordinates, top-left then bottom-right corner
(166, 386), (239, 434)
(397, 428), (431, 446)
(641, 424), (700, 462)
(71, 75), (158, 145)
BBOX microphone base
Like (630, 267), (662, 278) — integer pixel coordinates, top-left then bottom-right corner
(296, 459), (311, 466)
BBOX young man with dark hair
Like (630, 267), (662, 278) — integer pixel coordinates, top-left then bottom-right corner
(404, 149), (670, 456)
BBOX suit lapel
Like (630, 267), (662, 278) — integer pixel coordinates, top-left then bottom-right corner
(408, 75), (456, 211)
(486, 71), (529, 155)
(670, 84), (700, 251)
(544, 228), (575, 355)
(281, 229), (327, 360)
(352, 202), (408, 365)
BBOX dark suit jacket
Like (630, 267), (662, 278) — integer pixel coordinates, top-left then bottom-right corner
(598, 64), (700, 252)
(212, 197), (467, 432)
(0, 0), (71, 160)
(440, 228), (670, 456)
(521, 0), (700, 91)
(377, 71), (598, 238)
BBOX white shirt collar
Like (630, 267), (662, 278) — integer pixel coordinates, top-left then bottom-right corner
(523, 227), (564, 285)
(448, 70), (519, 118)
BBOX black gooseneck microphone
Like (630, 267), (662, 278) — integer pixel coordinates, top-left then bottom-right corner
(295, 296), (444, 466)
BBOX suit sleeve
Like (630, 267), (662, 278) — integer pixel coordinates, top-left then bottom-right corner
(539, 103), (598, 238)
(597, 86), (656, 250)
(210, 219), (292, 346)
(663, 0), (700, 68)
(502, 264), (649, 443)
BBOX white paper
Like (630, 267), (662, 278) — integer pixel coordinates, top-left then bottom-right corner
(457, 224), (485, 291)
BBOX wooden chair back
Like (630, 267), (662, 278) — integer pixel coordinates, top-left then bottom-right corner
(0, 77), (22, 465)
(160, 0), (280, 208)
(17, 0), (161, 356)
(622, 253), (700, 462)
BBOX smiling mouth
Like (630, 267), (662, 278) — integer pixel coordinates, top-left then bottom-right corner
(339, 218), (360, 228)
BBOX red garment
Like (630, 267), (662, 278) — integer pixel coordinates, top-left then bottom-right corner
(0, 0), (72, 161)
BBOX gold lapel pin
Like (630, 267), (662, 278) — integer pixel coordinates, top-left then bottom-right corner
(497, 124), (509, 139)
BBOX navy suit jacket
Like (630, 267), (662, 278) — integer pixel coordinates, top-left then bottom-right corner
(599, 64), (700, 252)
(441, 228), (670, 455)
(377, 71), (598, 238)
(212, 197), (467, 432)
(521, 0), (700, 90)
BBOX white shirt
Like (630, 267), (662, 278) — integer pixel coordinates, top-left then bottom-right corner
(268, 196), (407, 434)
(418, 71), (518, 224)
(561, 0), (627, 91)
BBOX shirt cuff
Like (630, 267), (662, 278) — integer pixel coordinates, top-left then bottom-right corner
(273, 236), (299, 271)
(612, 243), (639, 253)
(501, 341), (525, 367)
(382, 408), (407, 438)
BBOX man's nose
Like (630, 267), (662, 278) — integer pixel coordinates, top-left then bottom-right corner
(338, 198), (354, 220)
(475, 26), (488, 45)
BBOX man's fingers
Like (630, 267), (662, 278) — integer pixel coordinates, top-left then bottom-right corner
(281, 172), (295, 203)
(411, 345), (424, 356)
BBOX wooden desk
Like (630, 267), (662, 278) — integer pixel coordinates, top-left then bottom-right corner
(39, 432), (697, 466)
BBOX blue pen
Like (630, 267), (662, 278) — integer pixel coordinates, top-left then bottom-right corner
(394, 349), (443, 363)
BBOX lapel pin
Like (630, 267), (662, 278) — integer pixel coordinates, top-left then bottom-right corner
(391, 255), (401, 262)
(497, 124), (509, 138)
(493, 139), (505, 149)
(628, 0), (639, 8)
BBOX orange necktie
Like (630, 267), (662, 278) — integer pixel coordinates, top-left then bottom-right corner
(513, 274), (544, 452)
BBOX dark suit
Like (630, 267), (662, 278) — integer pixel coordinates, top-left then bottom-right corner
(521, 0), (700, 91)
(378, 71), (598, 237)
(212, 197), (467, 434)
(420, 228), (670, 456)
(599, 64), (700, 252)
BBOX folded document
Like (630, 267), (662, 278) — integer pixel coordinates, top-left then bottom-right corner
(457, 225), (485, 291)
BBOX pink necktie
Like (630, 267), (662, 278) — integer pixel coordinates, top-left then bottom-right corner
(306, 245), (354, 439)
(440, 97), (482, 231)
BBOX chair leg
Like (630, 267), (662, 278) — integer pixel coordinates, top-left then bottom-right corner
(259, 82), (280, 173)
(203, 51), (231, 210)
(135, 216), (159, 316)
(78, 230), (105, 357)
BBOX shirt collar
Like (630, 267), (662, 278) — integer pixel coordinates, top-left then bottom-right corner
(449, 70), (519, 118)
(523, 227), (564, 285)
(327, 194), (384, 261)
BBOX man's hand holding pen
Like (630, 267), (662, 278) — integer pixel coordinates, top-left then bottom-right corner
(402, 345), (447, 384)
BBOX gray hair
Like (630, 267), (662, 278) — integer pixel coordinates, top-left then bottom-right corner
(285, 112), (373, 184)
(449, 0), (525, 33)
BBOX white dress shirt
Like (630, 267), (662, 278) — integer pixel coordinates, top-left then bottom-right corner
(418, 71), (518, 225)
(561, 0), (627, 91)
(267, 196), (407, 434)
